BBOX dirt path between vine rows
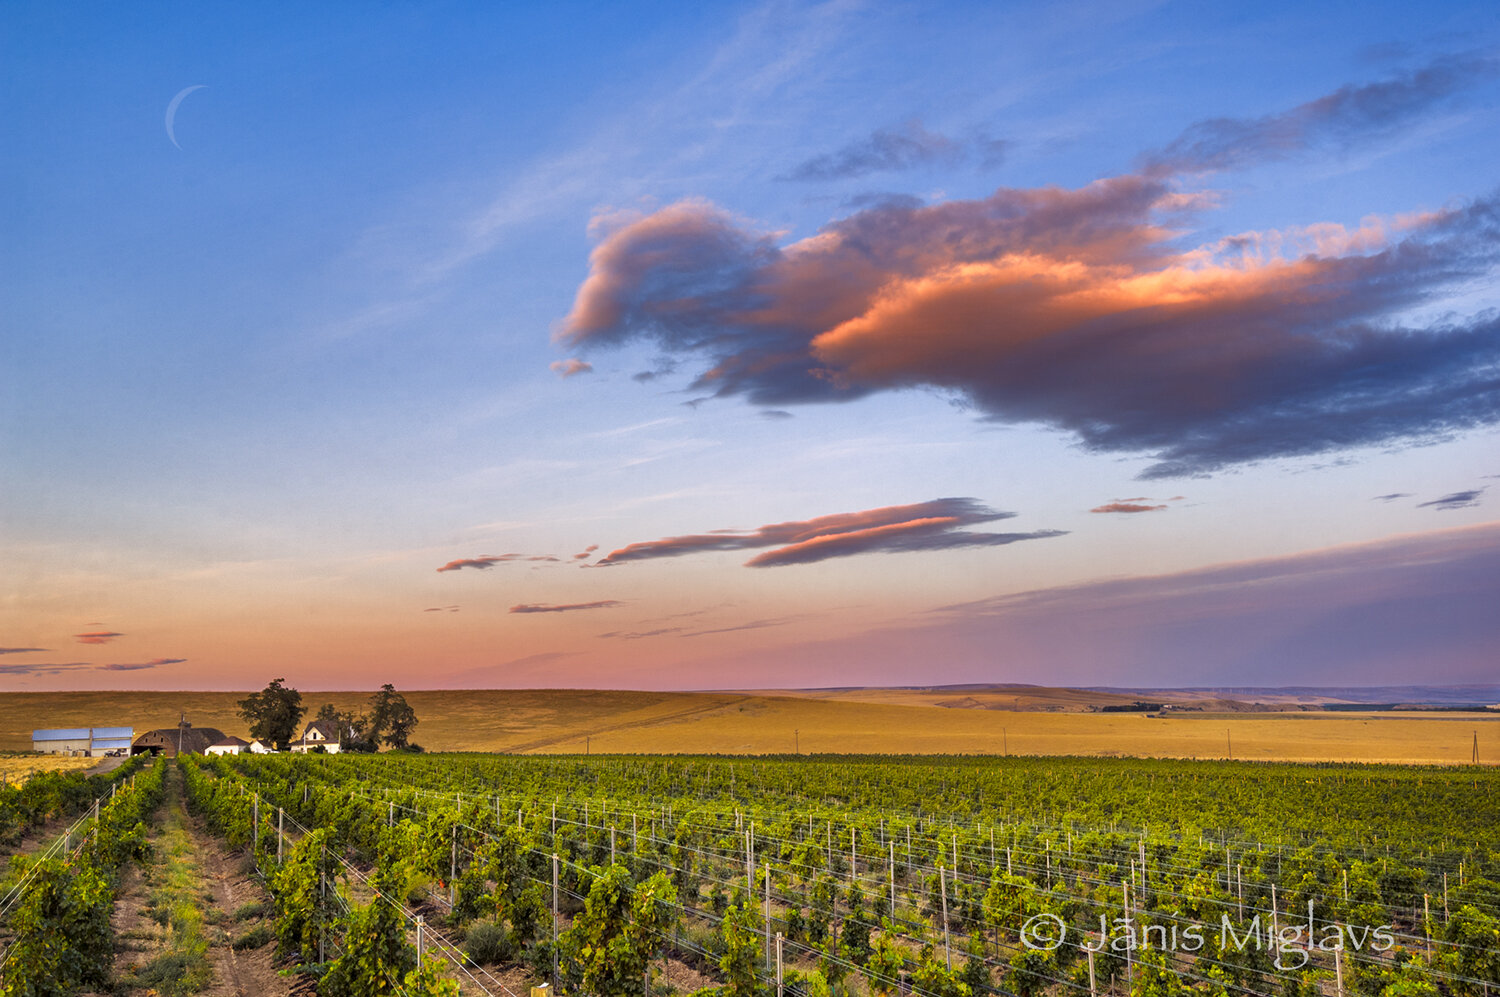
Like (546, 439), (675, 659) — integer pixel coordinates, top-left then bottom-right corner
(83, 766), (303, 997)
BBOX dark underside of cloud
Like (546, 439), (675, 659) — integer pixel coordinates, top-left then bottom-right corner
(75, 631), (123, 644)
(555, 57), (1500, 479)
(0, 647), (48, 655)
(594, 497), (1064, 567)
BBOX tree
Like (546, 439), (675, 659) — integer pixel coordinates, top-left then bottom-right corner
(238, 678), (306, 751)
(368, 683), (419, 750)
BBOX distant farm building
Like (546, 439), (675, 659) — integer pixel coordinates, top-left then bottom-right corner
(291, 719), (343, 754)
(133, 719), (227, 757)
(248, 739), (276, 754)
(31, 727), (135, 757)
(206, 736), (250, 756)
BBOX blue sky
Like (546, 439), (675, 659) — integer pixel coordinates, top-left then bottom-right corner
(2, 1), (1498, 691)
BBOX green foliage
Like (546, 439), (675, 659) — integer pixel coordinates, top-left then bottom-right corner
(563, 865), (680, 997)
(865, 934), (908, 997)
(268, 826), (342, 964)
(320, 872), (418, 997)
(719, 903), (765, 997)
(238, 677), (307, 751)
(0, 859), (114, 997)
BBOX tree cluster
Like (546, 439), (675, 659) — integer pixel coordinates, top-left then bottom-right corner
(237, 679), (420, 752)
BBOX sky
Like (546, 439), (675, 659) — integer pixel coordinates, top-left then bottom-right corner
(2, 0), (1498, 693)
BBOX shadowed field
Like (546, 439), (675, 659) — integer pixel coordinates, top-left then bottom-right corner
(2, 689), (1496, 764)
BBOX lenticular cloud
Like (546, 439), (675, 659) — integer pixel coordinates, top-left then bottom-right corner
(593, 498), (1064, 568)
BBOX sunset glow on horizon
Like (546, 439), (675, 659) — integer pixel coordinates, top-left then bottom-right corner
(3, 2), (1498, 693)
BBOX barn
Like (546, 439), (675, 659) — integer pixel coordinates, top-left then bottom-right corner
(132, 719), (227, 757)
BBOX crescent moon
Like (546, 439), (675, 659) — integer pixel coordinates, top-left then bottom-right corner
(165, 85), (207, 149)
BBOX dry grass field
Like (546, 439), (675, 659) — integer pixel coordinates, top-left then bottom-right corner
(2, 688), (1496, 764)
(0, 752), (98, 787)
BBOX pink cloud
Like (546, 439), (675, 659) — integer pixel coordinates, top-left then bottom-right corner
(551, 358), (594, 378)
(75, 631), (123, 645)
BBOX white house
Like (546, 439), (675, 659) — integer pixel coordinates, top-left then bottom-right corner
(290, 719), (343, 754)
(206, 736), (250, 756)
(248, 739), (276, 754)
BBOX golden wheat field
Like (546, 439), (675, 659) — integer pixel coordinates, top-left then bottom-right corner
(0, 752), (98, 787)
(1, 688), (1496, 764)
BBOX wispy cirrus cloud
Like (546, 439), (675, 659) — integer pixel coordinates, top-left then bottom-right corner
(1140, 53), (1497, 176)
(780, 120), (1007, 181)
(597, 627), (686, 640)
(437, 554), (560, 572)
(75, 631), (123, 645)
(594, 498), (1064, 568)
(556, 59), (1500, 479)
(0, 647), (48, 655)
(1373, 492), (1414, 501)
(1417, 488), (1485, 510)
(510, 601), (623, 614)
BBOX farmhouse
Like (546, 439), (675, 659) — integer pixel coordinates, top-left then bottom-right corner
(290, 719), (344, 753)
(133, 719), (227, 757)
(206, 736), (250, 756)
(31, 726), (135, 757)
(248, 739), (276, 754)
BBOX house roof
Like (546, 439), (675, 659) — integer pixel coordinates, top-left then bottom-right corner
(212, 736), (250, 747)
(303, 719), (341, 740)
(134, 727), (227, 754)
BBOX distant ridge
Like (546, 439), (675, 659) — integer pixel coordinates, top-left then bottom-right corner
(1081, 685), (1500, 705)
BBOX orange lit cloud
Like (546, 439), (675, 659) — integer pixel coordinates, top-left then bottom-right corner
(75, 631), (123, 645)
(1091, 501), (1169, 513)
(556, 61), (1500, 478)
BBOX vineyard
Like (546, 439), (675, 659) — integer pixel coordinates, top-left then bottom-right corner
(2, 753), (1498, 997)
